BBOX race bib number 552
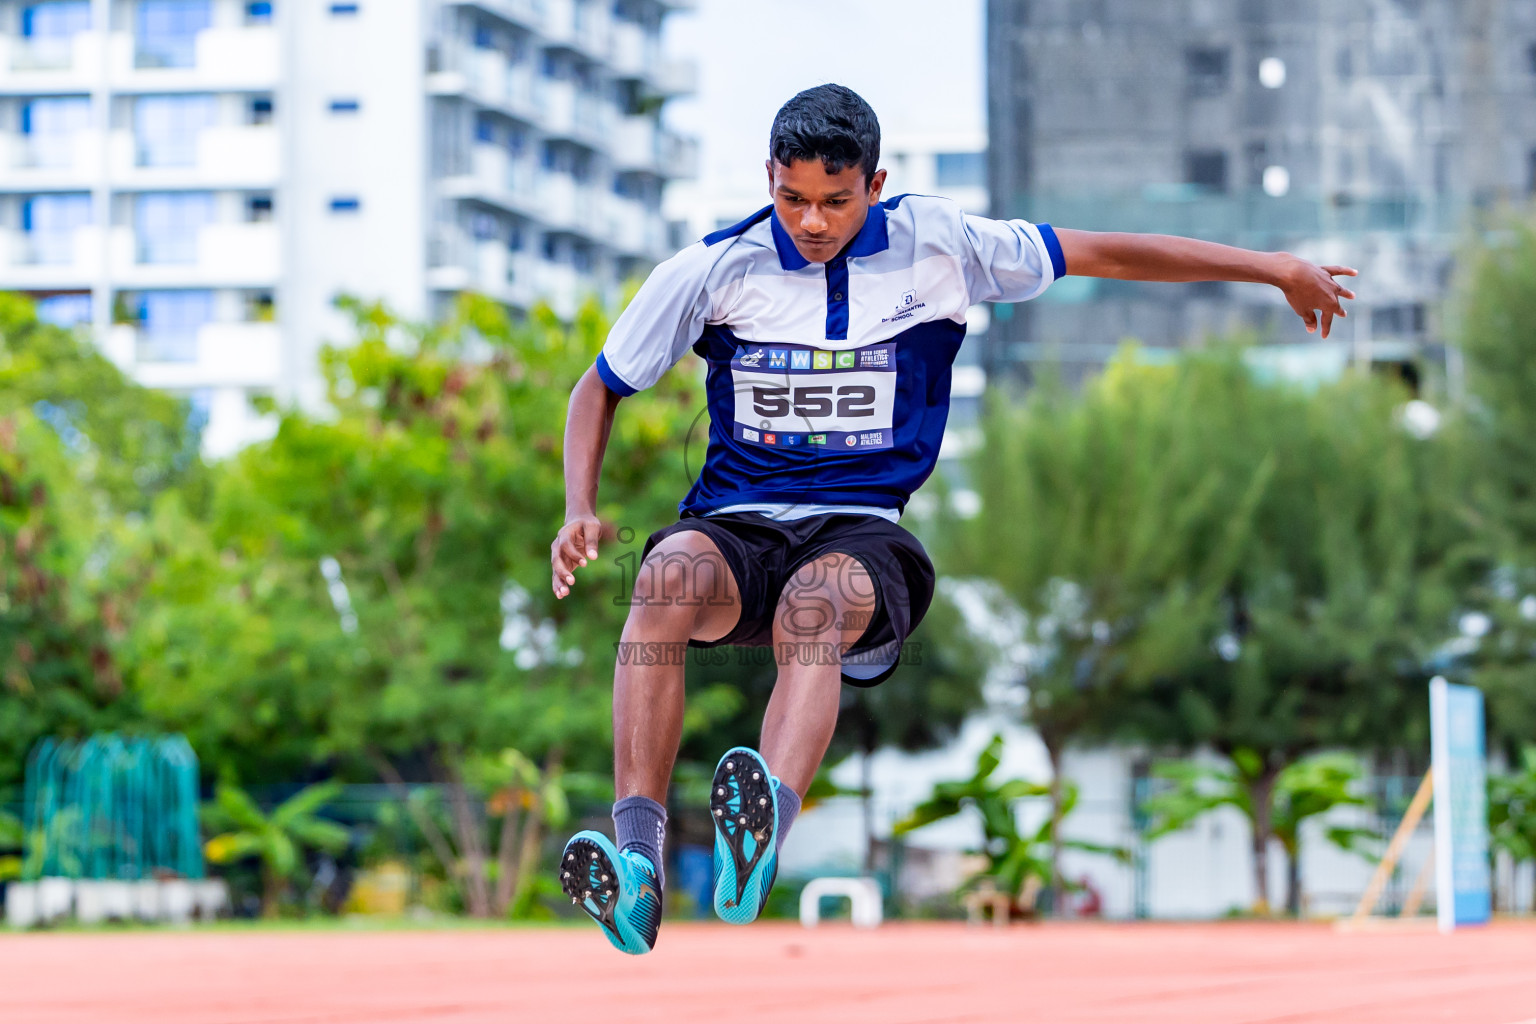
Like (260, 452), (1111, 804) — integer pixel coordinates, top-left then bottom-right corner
(730, 342), (896, 451)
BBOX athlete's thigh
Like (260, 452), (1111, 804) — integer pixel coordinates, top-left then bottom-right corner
(634, 528), (742, 643)
(771, 550), (877, 646)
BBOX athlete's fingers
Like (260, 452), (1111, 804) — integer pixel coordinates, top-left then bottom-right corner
(1301, 308), (1317, 333)
(577, 520), (599, 562)
(1322, 265), (1358, 278)
(1320, 308), (1335, 339)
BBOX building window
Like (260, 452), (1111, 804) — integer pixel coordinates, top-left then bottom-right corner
(935, 151), (985, 189)
(329, 98), (360, 114)
(21, 194), (91, 265)
(475, 113), (496, 143)
(249, 95), (274, 124)
(330, 196), (361, 212)
(329, 2), (358, 14)
(22, 1), (92, 37)
(19, 1), (91, 67)
(33, 292), (92, 327)
(19, 96), (91, 168)
(1185, 150), (1228, 192)
(471, 211), (501, 240)
(474, 22), (496, 49)
(1258, 56), (1287, 89)
(134, 290), (215, 363)
(243, 290), (275, 322)
(134, 192), (215, 264)
(246, 194), (273, 221)
(1185, 47), (1230, 97)
(135, 94), (218, 167)
(246, 1), (272, 24)
(1371, 304), (1426, 337)
(135, 0), (212, 69)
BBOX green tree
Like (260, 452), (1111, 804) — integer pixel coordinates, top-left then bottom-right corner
(893, 733), (1126, 909)
(204, 781), (350, 917)
(1449, 216), (1536, 753)
(129, 295), (736, 916)
(944, 348), (1460, 911)
(1144, 751), (1377, 915)
(1488, 746), (1536, 912)
(0, 294), (210, 782)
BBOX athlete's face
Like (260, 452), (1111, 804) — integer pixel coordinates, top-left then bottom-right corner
(767, 158), (887, 265)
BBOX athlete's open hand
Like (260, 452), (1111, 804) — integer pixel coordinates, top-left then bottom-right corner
(552, 514), (601, 599)
(1277, 256), (1357, 339)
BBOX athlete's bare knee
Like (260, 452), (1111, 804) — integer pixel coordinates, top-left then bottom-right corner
(628, 533), (734, 634)
(776, 552), (876, 642)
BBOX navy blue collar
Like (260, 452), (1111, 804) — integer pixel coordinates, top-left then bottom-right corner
(769, 200), (890, 271)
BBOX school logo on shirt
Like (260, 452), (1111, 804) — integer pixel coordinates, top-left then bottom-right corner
(739, 348), (764, 367)
(813, 351), (834, 370)
(881, 289), (927, 324)
(835, 351), (855, 369)
(790, 350), (811, 370)
(768, 350), (788, 368)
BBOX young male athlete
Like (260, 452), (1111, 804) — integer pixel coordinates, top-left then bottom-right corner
(551, 84), (1355, 954)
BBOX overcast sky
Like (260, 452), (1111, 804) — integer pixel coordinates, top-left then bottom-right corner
(662, 0), (985, 197)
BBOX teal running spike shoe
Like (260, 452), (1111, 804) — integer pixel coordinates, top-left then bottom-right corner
(558, 830), (662, 955)
(710, 746), (779, 924)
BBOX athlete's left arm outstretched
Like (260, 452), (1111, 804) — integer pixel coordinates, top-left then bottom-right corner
(1054, 229), (1357, 338)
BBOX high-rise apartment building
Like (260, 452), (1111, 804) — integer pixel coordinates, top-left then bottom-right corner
(986, 0), (1536, 383)
(0, 0), (695, 454)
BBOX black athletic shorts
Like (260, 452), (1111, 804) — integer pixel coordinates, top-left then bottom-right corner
(640, 511), (935, 687)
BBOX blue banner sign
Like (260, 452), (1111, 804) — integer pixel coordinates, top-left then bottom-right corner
(1429, 677), (1491, 931)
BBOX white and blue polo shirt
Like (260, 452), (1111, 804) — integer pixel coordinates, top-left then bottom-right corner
(594, 194), (1065, 520)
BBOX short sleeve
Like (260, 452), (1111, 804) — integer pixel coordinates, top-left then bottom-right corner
(958, 214), (1067, 305)
(595, 241), (714, 396)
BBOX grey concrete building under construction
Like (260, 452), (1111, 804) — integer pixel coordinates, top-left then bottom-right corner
(985, 0), (1536, 384)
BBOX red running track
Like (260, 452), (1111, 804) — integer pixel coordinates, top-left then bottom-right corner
(3, 921), (1535, 1024)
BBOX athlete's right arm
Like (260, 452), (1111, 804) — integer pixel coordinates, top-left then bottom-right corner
(550, 240), (718, 598)
(552, 365), (622, 599)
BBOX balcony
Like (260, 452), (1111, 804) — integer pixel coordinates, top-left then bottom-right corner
(607, 196), (665, 258)
(0, 131), (102, 189)
(540, 80), (608, 145)
(0, 224), (102, 287)
(443, 0), (544, 32)
(658, 129), (699, 180)
(612, 116), (658, 173)
(112, 222), (279, 285)
(114, 320), (282, 387)
(608, 22), (658, 79)
(651, 58), (697, 98)
(425, 227), (537, 306)
(538, 174), (602, 236)
(439, 144), (538, 213)
(110, 126), (279, 187)
(0, 32), (102, 91)
(109, 28), (280, 90)
(541, 0), (610, 61)
(536, 261), (580, 320)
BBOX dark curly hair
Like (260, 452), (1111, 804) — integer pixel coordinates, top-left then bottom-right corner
(769, 84), (881, 185)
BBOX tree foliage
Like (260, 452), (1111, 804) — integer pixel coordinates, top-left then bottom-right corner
(940, 347), (1463, 910)
(204, 780), (350, 917)
(1144, 751), (1377, 914)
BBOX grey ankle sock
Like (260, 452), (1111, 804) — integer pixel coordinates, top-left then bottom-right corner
(612, 795), (667, 889)
(774, 782), (802, 854)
